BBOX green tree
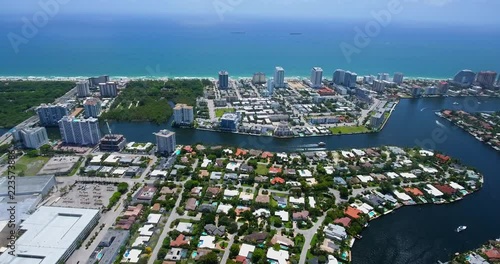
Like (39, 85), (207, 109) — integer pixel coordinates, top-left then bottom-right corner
(251, 248), (265, 263)
(199, 252), (219, 264)
(229, 244), (240, 258)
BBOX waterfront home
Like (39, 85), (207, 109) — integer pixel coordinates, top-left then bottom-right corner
(433, 184), (456, 195)
(333, 217), (351, 227)
(425, 184), (444, 197)
(323, 224), (347, 241)
(345, 206), (363, 219)
(321, 239), (341, 254)
(393, 191), (413, 202)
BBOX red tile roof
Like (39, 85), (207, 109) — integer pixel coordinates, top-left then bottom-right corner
(270, 177), (285, 185)
(333, 217), (352, 227)
(183, 145), (193, 152)
(485, 248), (500, 260)
(236, 148), (248, 156)
(435, 154), (451, 163)
(170, 234), (189, 247)
(404, 187), (424, 196)
(433, 184), (456, 195)
(345, 206), (363, 219)
(269, 167), (282, 174)
(261, 151), (274, 159)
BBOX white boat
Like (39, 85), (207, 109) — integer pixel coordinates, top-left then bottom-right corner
(453, 102), (459, 105)
(317, 142), (326, 147)
(456, 226), (467, 232)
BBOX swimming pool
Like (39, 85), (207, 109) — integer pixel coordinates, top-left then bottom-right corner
(368, 211), (376, 217)
(124, 249), (130, 258)
(191, 251), (198, 258)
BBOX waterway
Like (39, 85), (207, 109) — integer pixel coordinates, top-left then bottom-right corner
(106, 96), (499, 263)
(2, 97), (500, 263)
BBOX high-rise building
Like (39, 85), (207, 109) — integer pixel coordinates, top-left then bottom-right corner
(88, 75), (110, 87)
(76, 80), (91, 97)
(268, 78), (274, 96)
(372, 80), (386, 92)
(252, 72), (267, 85)
(220, 113), (240, 132)
(99, 82), (118, 97)
(333, 69), (346, 85)
(173, 104), (194, 125)
(58, 116), (101, 146)
(12, 127), (49, 149)
(310, 67), (323, 88)
(452, 70), (476, 86)
(99, 134), (127, 152)
(344, 71), (358, 88)
(274, 67), (285, 88)
(377, 73), (389, 81)
(154, 129), (176, 154)
(36, 103), (71, 126)
(363, 75), (375, 85)
(437, 81), (449, 95)
(83, 98), (102, 118)
(475, 71), (497, 88)
(218, 71), (229, 89)
(393, 72), (404, 84)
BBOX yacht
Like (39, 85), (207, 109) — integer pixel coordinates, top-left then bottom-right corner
(318, 142), (326, 147)
(453, 102), (459, 105)
(456, 226), (467, 232)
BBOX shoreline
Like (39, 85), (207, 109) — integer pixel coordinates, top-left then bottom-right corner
(0, 75), (451, 82)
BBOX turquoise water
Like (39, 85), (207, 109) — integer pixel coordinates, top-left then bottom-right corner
(191, 252), (197, 258)
(368, 211), (376, 217)
(0, 15), (499, 78)
(175, 150), (181, 155)
(124, 250), (130, 257)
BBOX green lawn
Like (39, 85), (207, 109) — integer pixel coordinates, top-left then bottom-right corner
(255, 164), (269, 175)
(329, 125), (370, 134)
(215, 108), (235, 118)
(2, 155), (50, 176)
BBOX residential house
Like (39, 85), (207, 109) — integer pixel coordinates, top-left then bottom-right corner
(204, 224), (226, 236)
(323, 224), (347, 241)
(292, 210), (309, 221)
(243, 232), (268, 244)
(170, 234), (190, 247)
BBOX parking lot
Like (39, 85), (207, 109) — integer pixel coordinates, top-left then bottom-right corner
(52, 183), (117, 209)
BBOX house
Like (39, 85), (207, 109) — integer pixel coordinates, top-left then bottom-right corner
(210, 171), (223, 180)
(239, 164), (254, 173)
(235, 205), (251, 216)
(198, 235), (216, 249)
(289, 196), (305, 205)
(170, 234), (190, 247)
(484, 248), (500, 261)
(199, 170), (209, 178)
(269, 166), (282, 174)
(345, 206), (363, 219)
(320, 239), (340, 254)
(273, 196), (288, 208)
(165, 248), (188, 261)
(134, 185), (157, 205)
(224, 189), (239, 198)
(160, 186), (177, 195)
(217, 204), (233, 214)
(147, 214), (162, 225)
(333, 217), (352, 227)
(292, 210), (309, 221)
(261, 151), (273, 159)
(323, 224), (347, 241)
(239, 192), (254, 202)
(404, 187), (424, 196)
(255, 195), (270, 204)
(271, 234), (294, 247)
(151, 203), (161, 212)
(435, 154), (451, 163)
(124, 204), (143, 217)
(238, 243), (255, 260)
(285, 169), (296, 176)
(271, 177), (285, 185)
(266, 248), (289, 264)
(254, 208), (271, 218)
(224, 173), (239, 181)
(298, 169), (313, 178)
(138, 224), (154, 236)
(198, 204), (216, 213)
(191, 186), (202, 196)
(226, 162), (240, 172)
(175, 222), (193, 233)
(333, 177), (347, 186)
(433, 184), (456, 195)
(255, 176), (269, 183)
(274, 210), (289, 222)
(243, 232), (268, 244)
(185, 198), (197, 211)
(204, 224), (226, 236)
(206, 187), (221, 198)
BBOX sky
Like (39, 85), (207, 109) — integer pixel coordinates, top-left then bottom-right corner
(0, 0), (499, 26)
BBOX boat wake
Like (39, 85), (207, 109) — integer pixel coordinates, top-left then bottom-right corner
(420, 107), (428, 112)
(435, 120), (446, 128)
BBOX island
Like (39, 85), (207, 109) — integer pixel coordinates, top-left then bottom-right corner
(437, 110), (500, 151)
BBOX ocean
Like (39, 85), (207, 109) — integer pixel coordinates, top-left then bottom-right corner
(1, 15), (500, 79)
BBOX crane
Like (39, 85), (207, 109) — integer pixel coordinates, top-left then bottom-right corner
(105, 120), (112, 135)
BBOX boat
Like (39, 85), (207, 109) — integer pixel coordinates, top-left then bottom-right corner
(453, 102), (459, 105)
(355, 234), (363, 239)
(456, 226), (467, 232)
(317, 142), (326, 147)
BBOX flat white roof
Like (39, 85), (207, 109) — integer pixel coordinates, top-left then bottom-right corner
(150, 170), (168, 176)
(175, 222), (193, 233)
(224, 190), (239, 197)
(393, 191), (412, 201)
(449, 181), (465, 190)
(199, 235), (216, 249)
(425, 184), (444, 197)
(238, 243), (256, 258)
(267, 248), (289, 264)
(0, 206), (99, 264)
(357, 175), (374, 183)
(308, 196), (316, 208)
(275, 210), (289, 222)
(419, 150), (434, 156)
(239, 192), (254, 201)
(386, 172), (399, 179)
(122, 249), (142, 263)
(289, 197), (305, 204)
(400, 172), (417, 179)
(217, 204), (233, 214)
(132, 236), (150, 247)
(147, 214), (162, 224)
(139, 224), (154, 236)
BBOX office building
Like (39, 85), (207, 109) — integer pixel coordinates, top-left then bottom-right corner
(36, 103), (71, 126)
(76, 80), (91, 97)
(475, 71), (497, 89)
(333, 69), (346, 85)
(88, 75), (109, 87)
(99, 134), (127, 152)
(220, 113), (240, 132)
(344, 71), (358, 88)
(268, 78), (274, 96)
(154, 129), (176, 154)
(58, 116), (101, 146)
(452, 69), (476, 86)
(377, 73), (389, 81)
(0, 206), (99, 264)
(88, 229), (130, 264)
(372, 80), (386, 92)
(218, 71), (229, 89)
(83, 97), (102, 118)
(274, 67), (285, 88)
(252, 72), (266, 85)
(173, 104), (194, 125)
(393, 72), (404, 84)
(12, 127), (49, 149)
(310, 67), (323, 88)
(99, 82), (118, 97)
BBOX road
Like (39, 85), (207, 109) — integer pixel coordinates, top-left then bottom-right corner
(297, 213), (326, 264)
(220, 234), (235, 264)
